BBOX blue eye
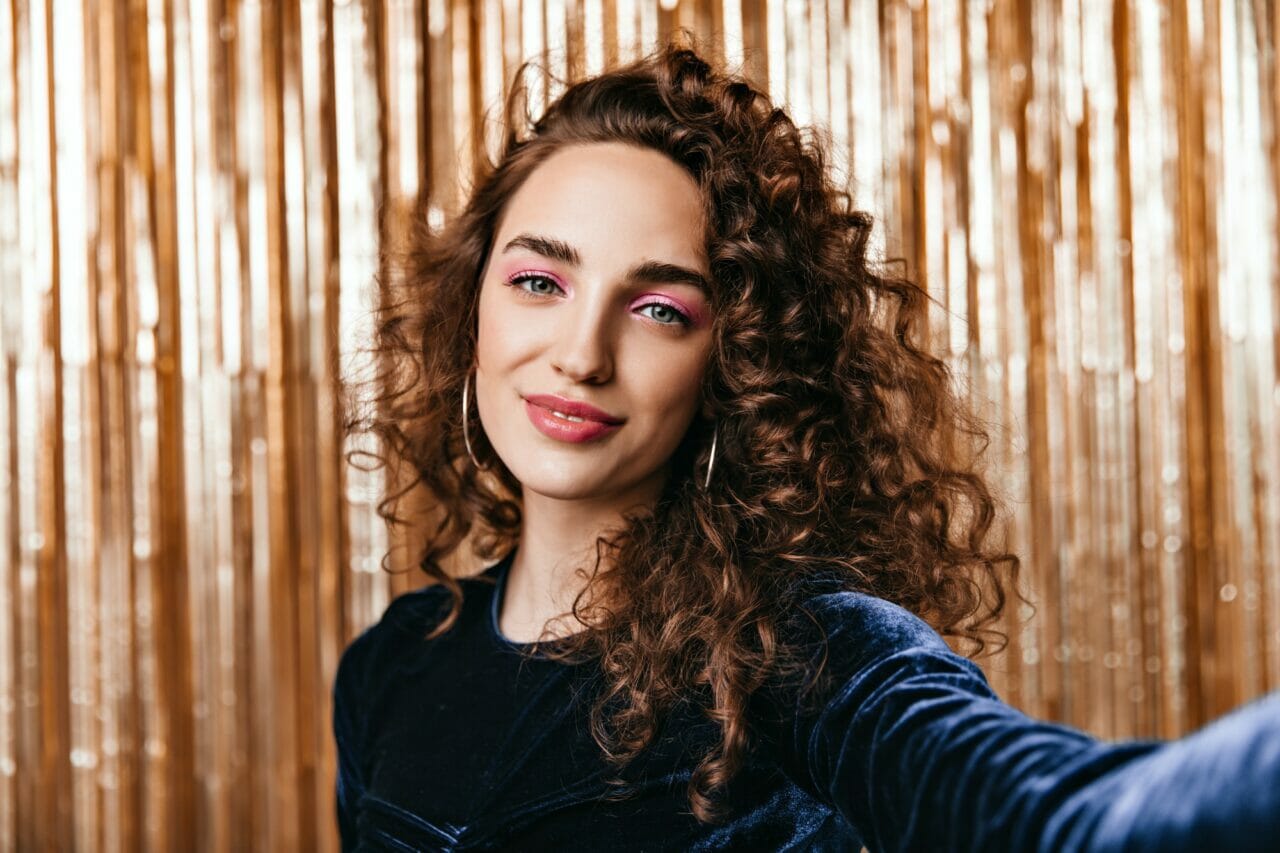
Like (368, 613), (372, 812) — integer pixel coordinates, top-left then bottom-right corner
(504, 274), (693, 329)
(636, 302), (691, 326)
(507, 273), (564, 296)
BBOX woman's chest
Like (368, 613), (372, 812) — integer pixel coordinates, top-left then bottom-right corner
(354, 664), (855, 851)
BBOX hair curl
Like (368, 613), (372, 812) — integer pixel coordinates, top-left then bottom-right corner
(346, 34), (1021, 824)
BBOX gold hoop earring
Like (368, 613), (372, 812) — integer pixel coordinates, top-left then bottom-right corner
(462, 371), (490, 471)
(702, 423), (718, 490)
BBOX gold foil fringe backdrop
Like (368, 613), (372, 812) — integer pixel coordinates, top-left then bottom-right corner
(1, 0), (1277, 850)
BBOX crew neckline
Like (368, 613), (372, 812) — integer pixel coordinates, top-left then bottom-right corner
(487, 547), (588, 654)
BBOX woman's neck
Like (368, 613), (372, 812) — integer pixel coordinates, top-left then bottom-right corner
(498, 478), (662, 643)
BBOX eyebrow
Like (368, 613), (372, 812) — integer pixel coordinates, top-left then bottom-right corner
(500, 233), (711, 295)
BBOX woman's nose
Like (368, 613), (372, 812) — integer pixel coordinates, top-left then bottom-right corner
(549, 306), (614, 384)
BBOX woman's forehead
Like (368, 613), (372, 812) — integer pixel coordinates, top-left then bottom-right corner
(495, 143), (708, 270)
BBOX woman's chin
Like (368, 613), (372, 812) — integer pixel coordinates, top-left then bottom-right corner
(506, 465), (619, 502)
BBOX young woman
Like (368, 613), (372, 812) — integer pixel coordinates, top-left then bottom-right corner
(334, 41), (1280, 852)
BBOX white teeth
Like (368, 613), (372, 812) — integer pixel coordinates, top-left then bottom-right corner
(551, 410), (586, 423)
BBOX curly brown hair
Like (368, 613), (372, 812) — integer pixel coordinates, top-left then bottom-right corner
(347, 34), (1020, 823)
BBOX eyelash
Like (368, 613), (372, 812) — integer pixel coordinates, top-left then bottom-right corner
(504, 273), (693, 328)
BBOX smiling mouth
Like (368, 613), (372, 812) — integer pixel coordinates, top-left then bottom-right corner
(522, 392), (624, 424)
(523, 398), (623, 443)
(546, 409), (588, 423)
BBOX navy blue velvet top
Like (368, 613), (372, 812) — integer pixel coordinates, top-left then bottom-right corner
(333, 548), (1280, 851)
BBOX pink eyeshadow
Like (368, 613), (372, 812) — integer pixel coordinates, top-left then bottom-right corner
(502, 262), (570, 291)
(497, 254), (708, 326)
(634, 292), (708, 327)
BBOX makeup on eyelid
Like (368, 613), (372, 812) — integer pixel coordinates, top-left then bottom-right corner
(500, 266), (709, 328)
(632, 292), (706, 327)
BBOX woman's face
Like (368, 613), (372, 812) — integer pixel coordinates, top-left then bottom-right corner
(474, 142), (714, 504)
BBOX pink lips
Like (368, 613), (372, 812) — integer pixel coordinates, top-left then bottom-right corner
(523, 393), (624, 443)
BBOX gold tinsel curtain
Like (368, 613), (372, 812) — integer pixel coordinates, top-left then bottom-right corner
(1, 0), (1277, 850)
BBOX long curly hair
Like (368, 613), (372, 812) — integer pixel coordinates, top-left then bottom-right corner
(347, 35), (1021, 823)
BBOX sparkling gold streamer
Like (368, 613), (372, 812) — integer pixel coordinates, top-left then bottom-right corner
(1, 1), (1278, 849)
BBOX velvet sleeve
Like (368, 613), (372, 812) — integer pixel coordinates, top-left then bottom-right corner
(776, 590), (1280, 853)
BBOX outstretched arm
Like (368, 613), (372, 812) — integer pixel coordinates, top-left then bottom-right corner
(775, 591), (1280, 852)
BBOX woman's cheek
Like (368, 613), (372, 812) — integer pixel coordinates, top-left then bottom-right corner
(478, 287), (532, 363)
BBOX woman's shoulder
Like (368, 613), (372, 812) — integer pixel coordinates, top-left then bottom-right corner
(333, 570), (497, 696)
(789, 587), (951, 658)
(774, 586), (989, 707)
